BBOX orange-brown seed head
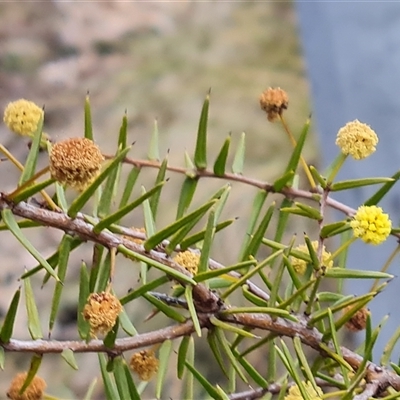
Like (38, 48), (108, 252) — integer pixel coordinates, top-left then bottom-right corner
(7, 372), (46, 400)
(82, 291), (122, 337)
(49, 137), (104, 191)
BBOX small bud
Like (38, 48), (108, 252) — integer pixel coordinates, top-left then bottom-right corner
(259, 87), (289, 122)
(344, 305), (370, 332)
(173, 250), (201, 275)
(7, 372), (46, 400)
(49, 137), (104, 191)
(82, 291), (122, 337)
(335, 120), (378, 160)
(3, 99), (43, 137)
(130, 349), (159, 381)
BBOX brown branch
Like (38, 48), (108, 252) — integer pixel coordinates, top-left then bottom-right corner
(2, 318), (199, 354)
(221, 312), (400, 392)
(110, 155), (357, 217)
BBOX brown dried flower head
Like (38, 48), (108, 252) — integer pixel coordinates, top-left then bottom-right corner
(344, 305), (370, 332)
(82, 291), (122, 337)
(259, 87), (289, 122)
(173, 250), (201, 275)
(3, 99), (44, 137)
(130, 350), (159, 381)
(49, 137), (104, 191)
(7, 372), (46, 400)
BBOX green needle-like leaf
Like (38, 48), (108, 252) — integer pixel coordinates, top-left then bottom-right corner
(99, 354), (120, 400)
(113, 356), (131, 400)
(118, 111), (128, 149)
(214, 327), (248, 383)
(143, 199), (217, 251)
(156, 340), (173, 399)
(61, 348), (79, 370)
(149, 157), (168, 219)
(197, 208), (215, 275)
(20, 354), (43, 395)
(142, 186), (156, 237)
(49, 234), (73, 333)
(241, 203), (275, 261)
(123, 363), (141, 400)
(185, 285), (202, 336)
(176, 177), (198, 219)
(78, 263), (90, 340)
(143, 293), (186, 322)
(194, 259), (256, 283)
(97, 151), (123, 218)
(320, 221), (349, 238)
(118, 245), (196, 284)
(94, 182), (165, 234)
(207, 329), (229, 377)
(213, 135), (231, 176)
(273, 170), (295, 192)
(68, 146), (131, 218)
(239, 190), (268, 260)
(284, 118), (310, 176)
(0, 288), (21, 343)
(24, 276), (43, 339)
(210, 316), (259, 338)
(194, 92), (210, 170)
(19, 113), (44, 185)
(148, 119), (160, 161)
(309, 165), (327, 189)
(364, 170), (400, 206)
(12, 178), (55, 204)
(119, 276), (169, 305)
(2, 209), (60, 282)
(177, 336), (191, 379)
(118, 308), (137, 336)
(84, 94), (93, 141)
(330, 177), (394, 192)
(325, 268), (392, 280)
(180, 219), (234, 250)
(185, 362), (221, 399)
(118, 167), (141, 212)
(232, 132), (246, 174)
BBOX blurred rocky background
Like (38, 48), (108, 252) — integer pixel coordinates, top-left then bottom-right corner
(0, 1), (315, 398)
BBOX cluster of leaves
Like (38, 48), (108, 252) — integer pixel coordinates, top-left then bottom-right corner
(0, 93), (400, 400)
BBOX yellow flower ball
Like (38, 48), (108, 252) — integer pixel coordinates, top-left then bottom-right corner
(130, 349), (159, 381)
(82, 291), (122, 337)
(284, 381), (323, 400)
(350, 205), (391, 245)
(3, 99), (44, 137)
(290, 241), (333, 275)
(173, 250), (201, 275)
(335, 120), (378, 160)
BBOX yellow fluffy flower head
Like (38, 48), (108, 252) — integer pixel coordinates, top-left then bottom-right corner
(82, 291), (122, 337)
(284, 381), (323, 400)
(49, 137), (104, 191)
(7, 372), (46, 400)
(3, 99), (44, 137)
(173, 250), (201, 275)
(130, 350), (159, 381)
(290, 240), (333, 275)
(335, 120), (378, 160)
(350, 205), (391, 245)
